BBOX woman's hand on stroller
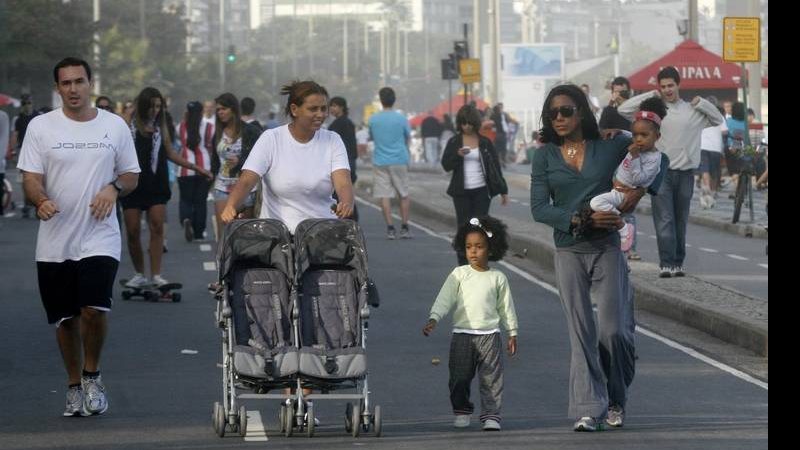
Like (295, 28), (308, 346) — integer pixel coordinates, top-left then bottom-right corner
(422, 319), (437, 336)
(221, 203), (239, 224)
(333, 201), (353, 219)
(507, 336), (517, 356)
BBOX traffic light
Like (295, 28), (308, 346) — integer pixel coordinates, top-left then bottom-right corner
(453, 40), (469, 61)
(226, 45), (236, 63)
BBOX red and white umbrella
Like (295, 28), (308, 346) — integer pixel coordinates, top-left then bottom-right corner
(0, 93), (21, 107)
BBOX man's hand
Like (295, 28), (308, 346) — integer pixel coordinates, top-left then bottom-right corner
(36, 199), (59, 221)
(422, 319), (437, 336)
(617, 186), (646, 214)
(507, 336), (517, 356)
(89, 184), (117, 220)
(691, 96), (702, 107)
(601, 129), (621, 140)
(590, 211), (623, 230)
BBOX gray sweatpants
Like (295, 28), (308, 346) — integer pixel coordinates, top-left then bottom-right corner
(555, 246), (636, 419)
(448, 332), (503, 423)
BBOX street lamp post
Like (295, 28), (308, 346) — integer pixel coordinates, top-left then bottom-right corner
(93, 0), (100, 96)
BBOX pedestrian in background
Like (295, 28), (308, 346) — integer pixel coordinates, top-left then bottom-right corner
(210, 92), (262, 240)
(177, 101), (214, 242)
(442, 104), (508, 265)
(121, 87), (211, 289)
(369, 86), (413, 239)
(420, 113), (443, 168)
(328, 96), (359, 221)
(423, 215), (517, 432)
(619, 66), (724, 278)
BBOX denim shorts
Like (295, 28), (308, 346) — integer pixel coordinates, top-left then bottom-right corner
(213, 189), (256, 208)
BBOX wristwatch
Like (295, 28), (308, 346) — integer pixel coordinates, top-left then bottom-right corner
(111, 179), (124, 193)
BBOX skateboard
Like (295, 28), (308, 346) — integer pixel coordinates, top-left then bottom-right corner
(119, 279), (182, 302)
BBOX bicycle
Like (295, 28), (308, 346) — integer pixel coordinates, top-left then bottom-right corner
(731, 142), (765, 224)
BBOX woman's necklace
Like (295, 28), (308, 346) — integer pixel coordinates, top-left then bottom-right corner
(564, 140), (585, 159)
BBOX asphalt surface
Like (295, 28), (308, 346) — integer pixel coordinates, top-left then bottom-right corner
(0, 193), (767, 449)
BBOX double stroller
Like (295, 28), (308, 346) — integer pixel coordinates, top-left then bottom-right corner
(212, 218), (382, 438)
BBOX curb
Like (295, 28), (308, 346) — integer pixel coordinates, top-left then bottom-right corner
(356, 177), (768, 358)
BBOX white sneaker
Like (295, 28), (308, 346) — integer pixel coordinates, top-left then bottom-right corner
(63, 386), (84, 417)
(453, 415), (471, 428)
(125, 274), (150, 288)
(482, 418), (501, 431)
(81, 375), (108, 415)
(152, 275), (169, 287)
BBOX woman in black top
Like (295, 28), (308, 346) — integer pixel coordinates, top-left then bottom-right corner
(328, 96), (359, 221)
(122, 87), (212, 288)
(441, 105), (508, 265)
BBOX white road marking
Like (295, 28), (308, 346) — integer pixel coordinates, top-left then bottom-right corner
(648, 235), (657, 239)
(727, 254), (749, 261)
(699, 247), (719, 253)
(204, 262), (217, 271)
(354, 195), (767, 391)
(758, 264), (768, 269)
(200, 244), (212, 252)
(636, 327), (767, 390)
(243, 410), (269, 441)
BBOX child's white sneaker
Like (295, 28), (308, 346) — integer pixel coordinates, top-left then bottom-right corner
(453, 415), (471, 428)
(482, 418), (501, 431)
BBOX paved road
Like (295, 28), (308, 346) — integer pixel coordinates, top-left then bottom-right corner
(0, 195), (767, 449)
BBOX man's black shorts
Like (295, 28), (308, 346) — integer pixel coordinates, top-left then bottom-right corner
(37, 256), (119, 325)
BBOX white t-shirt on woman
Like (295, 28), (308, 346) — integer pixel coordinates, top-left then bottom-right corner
(462, 146), (486, 190)
(242, 124), (350, 233)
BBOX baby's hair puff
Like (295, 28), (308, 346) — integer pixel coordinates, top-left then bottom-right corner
(452, 215), (509, 262)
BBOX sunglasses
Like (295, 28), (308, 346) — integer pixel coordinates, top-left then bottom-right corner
(546, 105), (578, 121)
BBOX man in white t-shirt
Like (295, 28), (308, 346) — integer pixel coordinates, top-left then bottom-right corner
(18, 57), (140, 418)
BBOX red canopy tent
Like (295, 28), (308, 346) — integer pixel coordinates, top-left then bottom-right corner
(409, 96), (490, 128)
(628, 40), (767, 97)
(0, 93), (21, 107)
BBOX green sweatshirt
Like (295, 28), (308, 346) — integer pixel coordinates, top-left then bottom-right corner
(429, 265), (518, 337)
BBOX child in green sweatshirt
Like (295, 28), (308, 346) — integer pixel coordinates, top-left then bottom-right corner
(423, 215), (518, 431)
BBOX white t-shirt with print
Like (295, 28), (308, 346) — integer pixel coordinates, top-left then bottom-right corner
(18, 108), (140, 262)
(242, 124), (350, 234)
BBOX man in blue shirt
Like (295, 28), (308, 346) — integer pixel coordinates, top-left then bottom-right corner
(369, 87), (413, 239)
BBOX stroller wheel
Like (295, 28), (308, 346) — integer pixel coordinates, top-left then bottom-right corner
(351, 403), (361, 437)
(284, 401), (294, 437)
(238, 405), (247, 437)
(279, 404), (286, 433)
(374, 405), (383, 437)
(212, 402), (220, 434)
(214, 402), (226, 437)
(344, 403), (353, 432)
(306, 403), (315, 437)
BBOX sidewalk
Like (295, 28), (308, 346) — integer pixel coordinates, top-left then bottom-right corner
(501, 163), (768, 239)
(355, 163), (768, 358)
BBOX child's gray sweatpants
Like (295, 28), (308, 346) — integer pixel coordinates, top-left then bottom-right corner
(448, 332), (504, 423)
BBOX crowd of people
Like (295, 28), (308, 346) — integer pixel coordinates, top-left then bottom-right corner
(6, 55), (764, 435)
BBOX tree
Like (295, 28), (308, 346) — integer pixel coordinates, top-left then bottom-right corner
(0, 0), (94, 106)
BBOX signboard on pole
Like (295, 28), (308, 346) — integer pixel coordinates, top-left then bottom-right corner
(723, 17), (761, 63)
(459, 58), (481, 84)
